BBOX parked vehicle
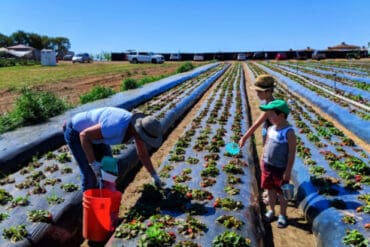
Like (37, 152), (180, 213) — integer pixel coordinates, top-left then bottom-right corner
(63, 54), (74, 61)
(169, 53), (182, 61)
(193, 54), (204, 61)
(295, 51), (308, 60)
(72, 53), (92, 63)
(252, 52), (266, 60)
(312, 50), (326, 60)
(127, 51), (165, 64)
(237, 53), (246, 61)
(275, 52), (287, 60)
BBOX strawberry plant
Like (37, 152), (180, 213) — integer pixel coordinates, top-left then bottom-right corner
(56, 153), (71, 163)
(10, 196), (29, 207)
(191, 189), (213, 201)
(61, 166), (73, 174)
(177, 216), (207, 239)
(212, 231), (251, 247)
(0, 189), (13, 205)
(137, 223), (175, 247)
(0, 176), (15, 185)
(2, 225), (28, 243)
(200, 177), (216, 188)
(213, 198), (244, 210)
(46, 194), (65, 205)
(200, 165), (220, 177)
(43, 178), (61, 186)
(224, 185), (240, 195)
(222, 163), (244, 174)
(216, 215), (244, 229)
(44, 164), (59, 173)
(27, 209), (52, 223)
(114, 221), (146, 240)
(60, 183), (79, 192)
(186, 157), (199, 165)
(227, 175), (242, 185)
(342, 229), (368, 247)
(0, 213), (9, 223)
(341, 215), (356, 224)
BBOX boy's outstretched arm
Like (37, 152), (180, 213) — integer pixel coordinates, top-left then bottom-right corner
(239, 112), (268, 147)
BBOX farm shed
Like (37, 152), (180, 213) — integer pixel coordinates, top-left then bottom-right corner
(41, 49), (57, 66)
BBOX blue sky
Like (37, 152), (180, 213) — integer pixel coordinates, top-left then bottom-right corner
(1, 0), (369, 54)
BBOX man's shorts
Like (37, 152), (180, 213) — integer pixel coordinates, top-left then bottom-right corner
(261, 162), (286, 193)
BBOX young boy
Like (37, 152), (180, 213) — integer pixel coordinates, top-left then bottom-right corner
(238, 74), (276, 147)
(259, 99), (296, 228)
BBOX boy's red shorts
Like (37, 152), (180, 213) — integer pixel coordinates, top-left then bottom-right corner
(261, 163), (285, 193)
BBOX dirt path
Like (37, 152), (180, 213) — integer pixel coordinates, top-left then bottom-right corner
(242, 63), (316, 247)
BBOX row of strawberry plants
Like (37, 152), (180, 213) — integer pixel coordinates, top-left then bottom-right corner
(136, 65), (222, 118)
(0, 64), (228, 245)
(287, 61), (370, 90)
(107, 63), (261, 246)
(314, 60), (370, 76)
(278, 62), (370, 97)
(261, 62), (370, 120)
(247, 62), (370, 247)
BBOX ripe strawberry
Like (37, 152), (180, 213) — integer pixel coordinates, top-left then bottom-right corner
(186, 192), (193, 199)
(355, 174), (362, 182)
(168, 231), (176, 238)
(356, 206), (363, 212)
(207, 195), (213, 200)
(46, 213), (53, 222)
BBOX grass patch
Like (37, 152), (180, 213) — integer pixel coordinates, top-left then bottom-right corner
(0, 88), (69, 133)
(176, 62), (194, 73)
(79, 86), (116, 104)
(0, 62), (177, 91)
(121, 78), (139, 90)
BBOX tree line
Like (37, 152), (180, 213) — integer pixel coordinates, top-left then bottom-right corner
(0, 30), (71, 58)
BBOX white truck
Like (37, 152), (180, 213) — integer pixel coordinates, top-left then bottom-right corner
(127, 51), (165, 64)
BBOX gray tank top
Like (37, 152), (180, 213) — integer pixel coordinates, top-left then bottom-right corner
(263, 125), (294, 168)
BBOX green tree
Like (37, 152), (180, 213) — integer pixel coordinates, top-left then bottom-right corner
(28, 33), (43, 50)
(0, 33), (11, 47)
(10, 30), (29, 46)
(50, 37), (71, 58)
(41, 35), (53, 49)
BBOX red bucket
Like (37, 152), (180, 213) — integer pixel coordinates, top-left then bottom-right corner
(82, 189), (122, 242)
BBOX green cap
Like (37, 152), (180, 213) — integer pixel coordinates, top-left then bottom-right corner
(260, 99), (290, 115)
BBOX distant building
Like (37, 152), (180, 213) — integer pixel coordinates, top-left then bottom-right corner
(327, 42), (361, 51)
(5, 44), (41, 59)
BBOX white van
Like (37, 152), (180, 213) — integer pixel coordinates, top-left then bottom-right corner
(170, 53), (182, 61)
(193, 54), (204, 61)
(237, 53), (246, 61)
